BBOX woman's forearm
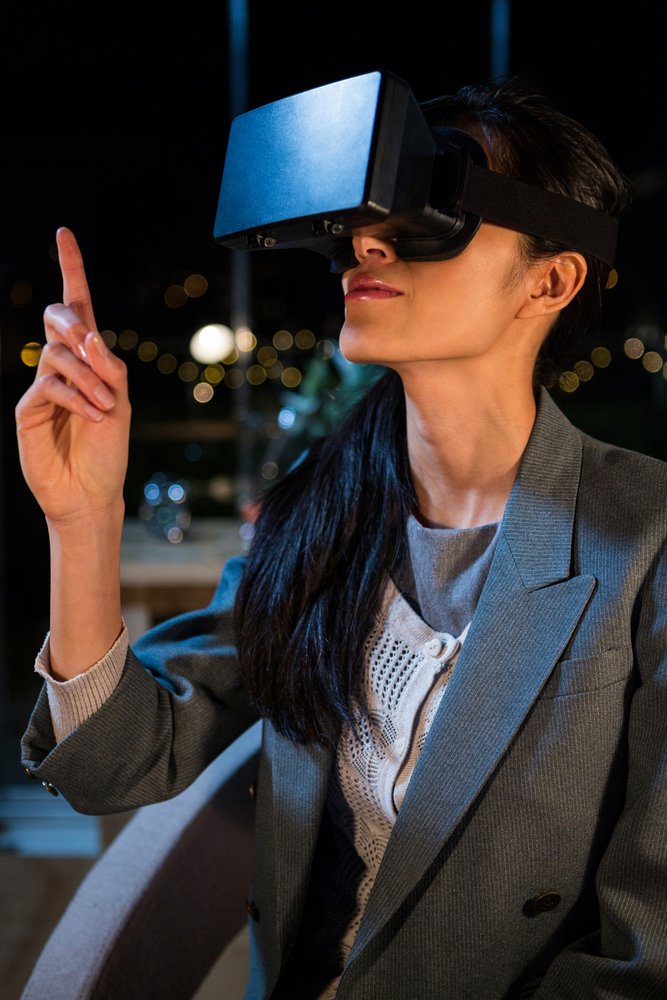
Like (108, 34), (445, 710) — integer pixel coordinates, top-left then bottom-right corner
(46, 500), (125, 680)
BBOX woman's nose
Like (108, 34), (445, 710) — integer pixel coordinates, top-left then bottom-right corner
(351, 234), (398, 265)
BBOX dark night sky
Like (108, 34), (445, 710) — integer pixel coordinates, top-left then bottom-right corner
(1, 2), (667, 715)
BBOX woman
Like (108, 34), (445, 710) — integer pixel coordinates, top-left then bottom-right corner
(17, 77), (667, 999)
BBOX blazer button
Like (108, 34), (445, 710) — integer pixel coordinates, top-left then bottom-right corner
(23, 766), (37, 781)
(248, 779), (257, 800)
(523, 891), (561, 917)
(42, 782), (59, 797)
(245, 898), (260, 922)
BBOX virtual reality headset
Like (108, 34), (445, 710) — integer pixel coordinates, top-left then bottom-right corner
(214, 70), (618, 273)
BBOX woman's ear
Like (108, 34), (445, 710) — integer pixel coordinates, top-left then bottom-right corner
(517, 252), (588, 319)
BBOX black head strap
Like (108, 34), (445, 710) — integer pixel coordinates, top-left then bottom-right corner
(460, 164), (618, 267)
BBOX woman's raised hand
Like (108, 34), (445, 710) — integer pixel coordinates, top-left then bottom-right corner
(15, 228), (131, 526)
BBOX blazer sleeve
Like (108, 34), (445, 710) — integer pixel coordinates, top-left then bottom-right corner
(536, 540), (667, 997)
(20, 554), (260, 815)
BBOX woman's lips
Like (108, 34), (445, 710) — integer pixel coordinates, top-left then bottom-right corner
(344, 276), (403, 302)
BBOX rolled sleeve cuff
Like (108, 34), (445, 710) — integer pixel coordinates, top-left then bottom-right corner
(34, 625), (129, 743)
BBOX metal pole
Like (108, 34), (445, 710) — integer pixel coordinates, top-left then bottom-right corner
(227, 0), (253, 502)
(490, 0), (511, 80)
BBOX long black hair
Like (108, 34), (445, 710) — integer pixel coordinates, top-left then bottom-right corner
(233, 76), (631, 747)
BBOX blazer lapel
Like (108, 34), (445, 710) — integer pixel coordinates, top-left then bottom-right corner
(346, 388), (597, 965)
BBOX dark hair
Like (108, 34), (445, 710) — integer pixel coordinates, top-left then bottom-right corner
(233, 76), (630, 746)
(420, 75), (632, 385)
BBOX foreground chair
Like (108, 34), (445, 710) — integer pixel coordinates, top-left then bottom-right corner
(21, 722), (262, 1000)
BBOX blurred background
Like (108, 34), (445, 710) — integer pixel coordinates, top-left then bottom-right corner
(1, 1), (666, 995)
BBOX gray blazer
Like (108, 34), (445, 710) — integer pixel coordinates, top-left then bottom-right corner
(21, 387), (667, 999)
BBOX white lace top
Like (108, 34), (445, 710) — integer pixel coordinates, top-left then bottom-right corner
(330, 580), (471, 972)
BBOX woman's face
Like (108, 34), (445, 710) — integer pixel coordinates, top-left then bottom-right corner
(339, 223), (543, 370)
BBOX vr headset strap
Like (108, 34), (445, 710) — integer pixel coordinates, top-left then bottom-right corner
(461, 164), (618, 267)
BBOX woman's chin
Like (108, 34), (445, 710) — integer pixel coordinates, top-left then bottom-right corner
(339, 327), (394, 366)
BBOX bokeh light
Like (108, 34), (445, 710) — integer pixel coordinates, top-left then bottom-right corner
(591, 347), (612, 368)
(224, 368), (245, 388)
(10, 280), (32, 307)
(190, 323), (235, 364)
(624, 338), (644, 359)
(164, 284), (188, 308)
(246, 365), (267, 385)
(204, 364), (224, 384)
(20, 342), (42, 367)
(184, 274), (208, 298)
(138, 341), (158, 362)
(273, 329), (293, 351)
(157, 353), (178, 374)
(261, 461), (279, 480)
(281, 367), (302, 388)
(236, 328), (257, 352)
(605, 268), (619, 290)
(193, 382), (214, 403)
(558, 371), (579, 393)
(101, 330), (117, 349)
(119, 329), (139, 351)
(573, 360), (594, 382)
(278, 407), (296, 429)
(265, 361), (283, 379)
(295, 328), (316, 349)
(178, 361), (199, 382)
(316, 339), (336, 359)
(642, 351), (663, 373)
(257, 345), (278, 366)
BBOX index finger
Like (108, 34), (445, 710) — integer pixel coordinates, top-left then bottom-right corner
(56, 227), (98, 332)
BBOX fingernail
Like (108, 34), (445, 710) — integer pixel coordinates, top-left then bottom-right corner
(91, 333), (108, 355)
(83, 403), (104, 422)
(93, 385), (115, 409)
(77, 341), (88, 361)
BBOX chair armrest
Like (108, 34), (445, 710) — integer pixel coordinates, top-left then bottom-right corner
(21, 721), (262, 1000)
